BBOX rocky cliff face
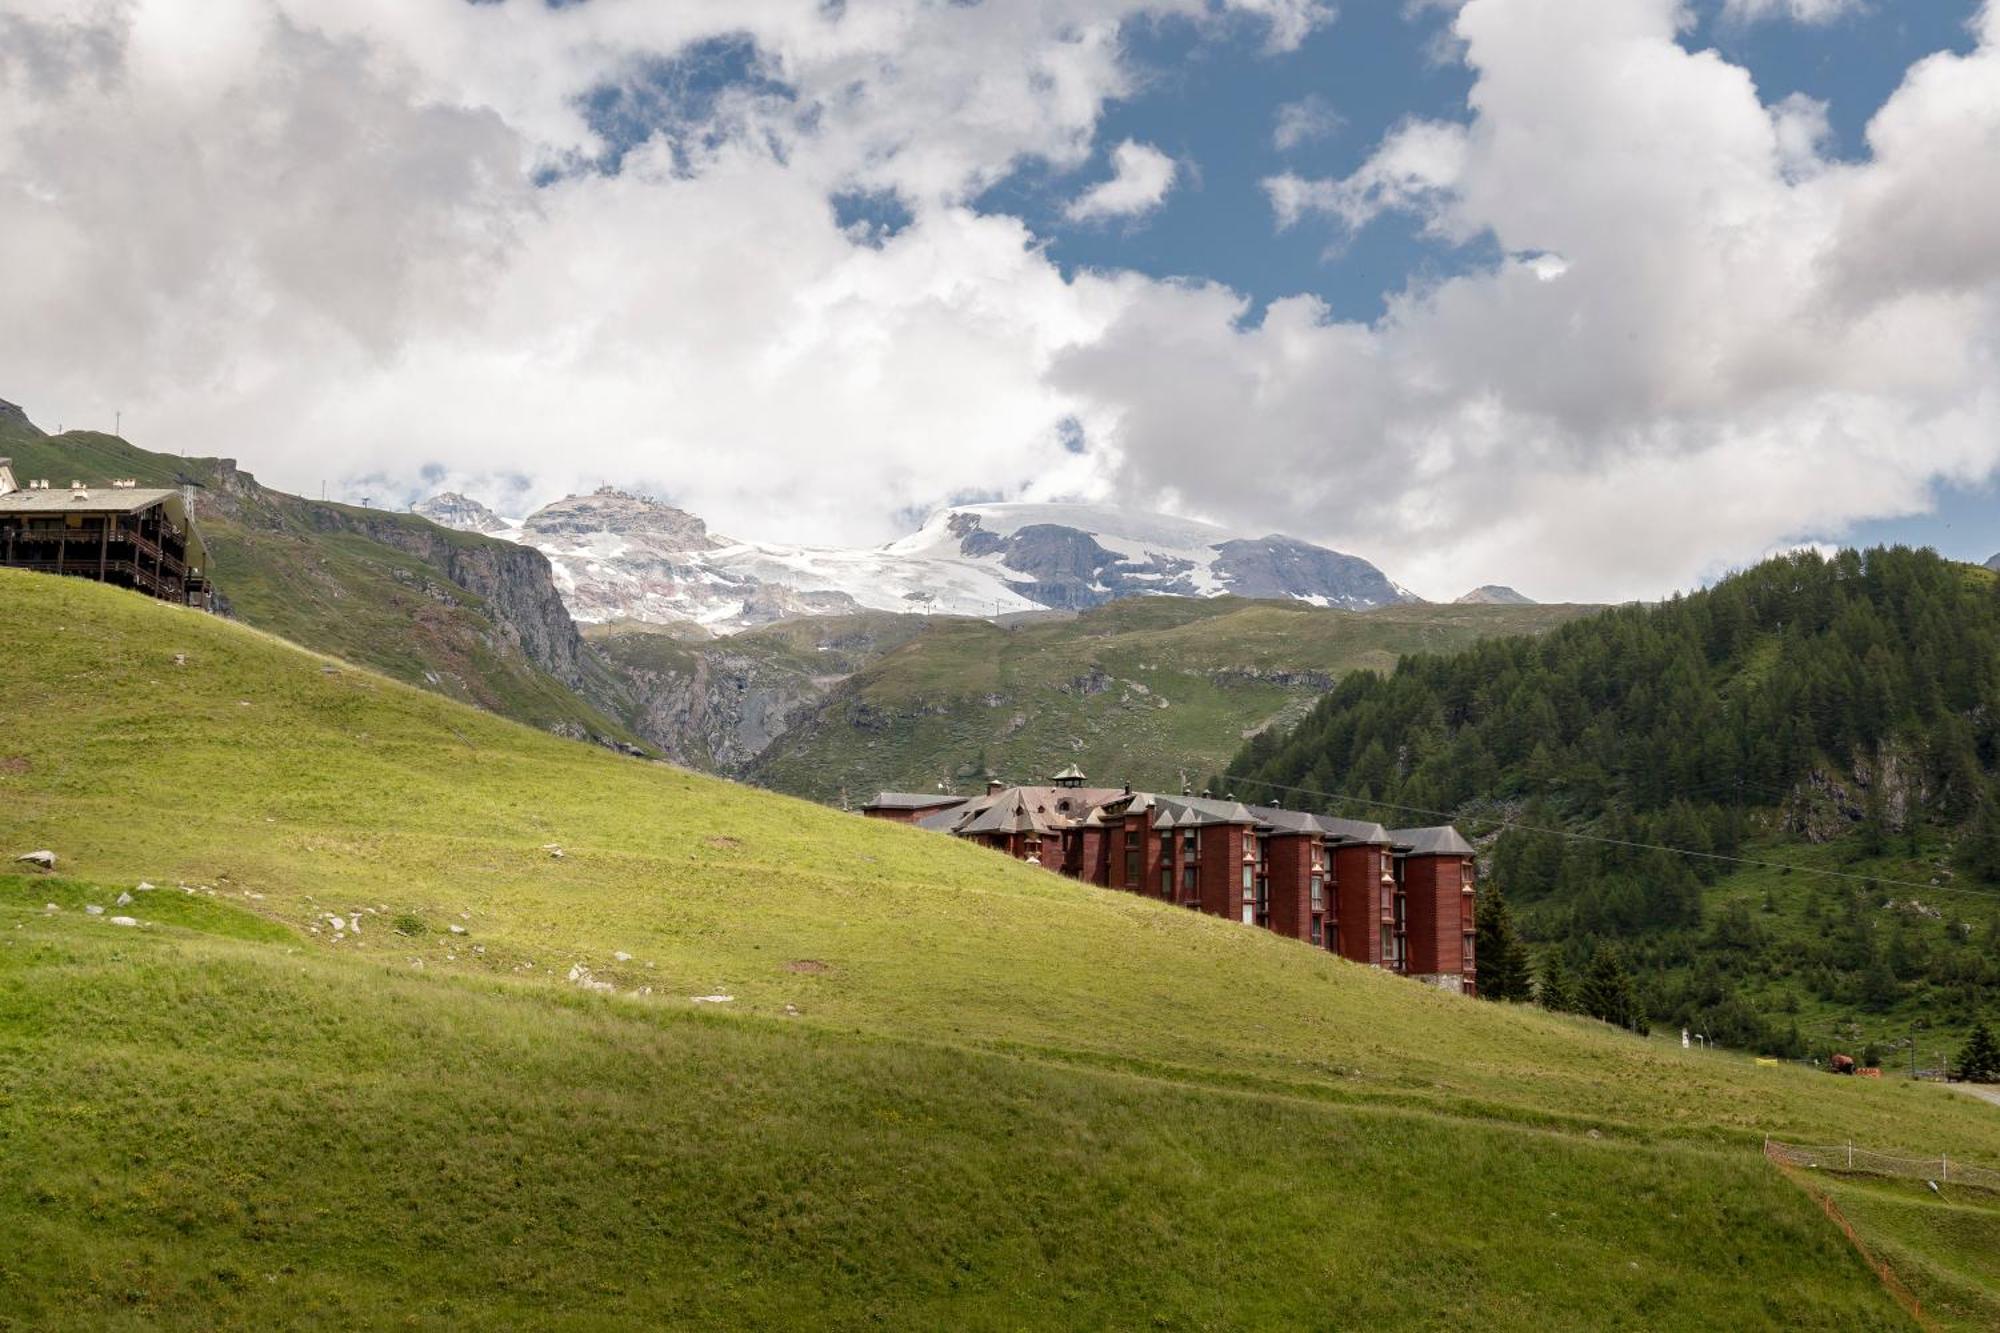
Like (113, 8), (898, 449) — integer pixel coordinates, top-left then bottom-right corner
(198, 458), (599, 697)
(602, 645), (835, 773)
(591, 616), (928, 774)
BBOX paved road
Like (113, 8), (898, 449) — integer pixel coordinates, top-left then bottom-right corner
(1948, 1082), (2000, 1108)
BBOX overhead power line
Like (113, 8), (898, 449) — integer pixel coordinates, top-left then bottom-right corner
(1219, 770), (2000, 906)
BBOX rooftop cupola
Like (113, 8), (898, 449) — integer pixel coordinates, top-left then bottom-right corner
(1052, 764), (1087, 789)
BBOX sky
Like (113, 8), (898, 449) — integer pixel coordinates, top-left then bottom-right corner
(1, 0), (1998, 603)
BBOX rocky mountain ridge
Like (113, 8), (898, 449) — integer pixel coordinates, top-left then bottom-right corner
(421, 491), (1420, 633)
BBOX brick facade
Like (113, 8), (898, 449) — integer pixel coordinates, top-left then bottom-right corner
(884, 776), (1476, 991)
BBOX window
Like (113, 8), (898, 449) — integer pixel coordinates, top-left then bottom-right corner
(1159, 867), (1173, 898)
(1380, 925), (1393, 960)
(1463, 932), (1476, 964)
(1310, 917), (1322, 946)
(1241, 863), (1253, 894)
(1182, 831), (1197, 856)
(1241, 903), (1255, 924)
(1182, 866), (1198, 892)
(1309, 875), (1323, 910)
(1125, 851), (1140, 885)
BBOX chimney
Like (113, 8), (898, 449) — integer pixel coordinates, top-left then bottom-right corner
(986, 778), (1005, 796)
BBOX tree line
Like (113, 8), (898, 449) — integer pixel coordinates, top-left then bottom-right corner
(1225, 547), (2000, 1053)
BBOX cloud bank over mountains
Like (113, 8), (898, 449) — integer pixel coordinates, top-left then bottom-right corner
(0, 0), (1995, 603)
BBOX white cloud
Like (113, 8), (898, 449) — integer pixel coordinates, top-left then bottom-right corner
(1264, 118), (1469, 230)
(1720, 0), (1862, 25)
(1062, 0), (2000, 601)
(0, 0), (1292, 543)
(1273, 93), (1342, 150)
(1065, 139), (1180, 222)
(2, 0), (1999, 607)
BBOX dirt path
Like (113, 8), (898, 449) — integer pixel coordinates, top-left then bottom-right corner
(1948, 1083), (2000, 1108)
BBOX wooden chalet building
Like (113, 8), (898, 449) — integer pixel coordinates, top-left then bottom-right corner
(865, 767), (1479, 993)
(0, 459), (214, 610)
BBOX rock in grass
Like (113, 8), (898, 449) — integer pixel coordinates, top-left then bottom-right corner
(84, 904), (104, 916)
(116, 891), (134, 906)
(108, 916), (139, 928)
(448, 924), (467, 935)
(13, 850), (55, 871)
(691, 995), (734, 1004)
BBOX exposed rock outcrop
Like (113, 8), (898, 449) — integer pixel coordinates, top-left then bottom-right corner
(1213, 536), (1406, 608)
(1456, 585), (1535, 606)
(413, 491), (510, 535)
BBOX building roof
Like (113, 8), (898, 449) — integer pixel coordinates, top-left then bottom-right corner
(0, 486), (181, 515)
(913, 803), (973, 832)
(1245, 805), (1328, 835)
(1313, 815), (1394, 845)
(1390, 825), (1477, 857)
(957, 793), (1060, 837)
(862, 791), (966, 811)
(1151, 795), (1258, 828)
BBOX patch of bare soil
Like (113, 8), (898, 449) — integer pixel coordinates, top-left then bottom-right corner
(785, 959), (831, 974)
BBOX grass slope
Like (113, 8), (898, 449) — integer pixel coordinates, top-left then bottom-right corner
(749, 596), (1595, 803)
(3, 571), (1997, 1326)
(2, 421), (631, 745)
(1812, 1176), (2000, 1331)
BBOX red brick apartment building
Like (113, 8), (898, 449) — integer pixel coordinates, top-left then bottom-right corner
(864, 768), (1479, 993)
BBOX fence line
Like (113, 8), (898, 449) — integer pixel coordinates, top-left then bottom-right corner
(1765, 1138), (2000, 1192)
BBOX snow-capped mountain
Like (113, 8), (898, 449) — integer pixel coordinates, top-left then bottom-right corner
(418, 490), (1417, 632)
(412, 491), (510, 535)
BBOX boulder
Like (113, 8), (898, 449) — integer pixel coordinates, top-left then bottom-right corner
(13, 850), (55, 871)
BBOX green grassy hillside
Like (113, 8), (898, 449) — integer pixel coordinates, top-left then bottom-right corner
(3, 570), (1996, 1326)
(1812, 1175), (2000, 1330)
(1, 413), (634, 747)
(748, 596), (1595, 803)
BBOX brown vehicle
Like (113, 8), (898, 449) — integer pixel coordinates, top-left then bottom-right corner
(1830, 1053), (1857, 1075)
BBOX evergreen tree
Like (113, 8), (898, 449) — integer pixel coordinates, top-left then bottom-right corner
(1475, 882), (1533, 1002)
(1956, 791), (2000, 885)
(1957, 1019), (2000, 1083)
(1538, 956), (1576, 1013)
(1580, 944), (1644, 1033)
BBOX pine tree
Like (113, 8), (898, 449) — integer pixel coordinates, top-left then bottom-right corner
(1538, 956), (1576, 1013)
(1957, 1019), (2000, 1084)
(1475, 882), (1533, 1002)
(1580, 944), (1643, 1032)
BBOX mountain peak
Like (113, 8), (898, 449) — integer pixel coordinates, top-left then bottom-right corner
(1455, 585), (1535, 606)
(413, 491), (510, 535)
(522, 489), (726, 551)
